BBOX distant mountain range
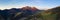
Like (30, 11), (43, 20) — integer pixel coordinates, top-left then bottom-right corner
(0, 6), (44, 20)
(0, 6), (60, 20)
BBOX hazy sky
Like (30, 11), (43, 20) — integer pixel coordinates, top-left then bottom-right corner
(0, 0), (60, 10)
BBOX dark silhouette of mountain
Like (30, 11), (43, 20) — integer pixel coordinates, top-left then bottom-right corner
(0, 6), (44, 20)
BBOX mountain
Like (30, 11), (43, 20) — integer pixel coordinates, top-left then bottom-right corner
(0, 6), (44, 20)
(33, 6), (60, 20)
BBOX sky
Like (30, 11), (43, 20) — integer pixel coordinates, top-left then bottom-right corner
(0, 0), (60, 10)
